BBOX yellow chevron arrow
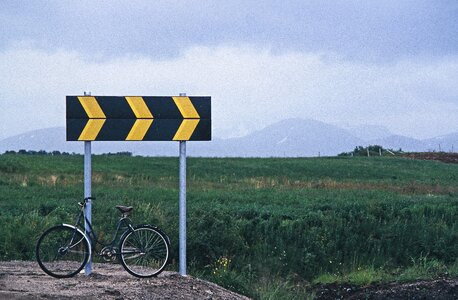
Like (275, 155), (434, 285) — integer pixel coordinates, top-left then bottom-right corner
(172, 96), (200, 118)
(78, 96), (106, 118)
(125, 96), (153, 118)
(125, 97), (154, 140)
(77, 96), (106, 140)
(126, 119), (154, 140)
(173, 119), (200, 141)
(78, 119), (106, 140)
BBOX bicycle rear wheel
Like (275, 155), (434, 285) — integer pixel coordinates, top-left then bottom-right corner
(36, 225), (90, 278)
(119, 225), (170, 277)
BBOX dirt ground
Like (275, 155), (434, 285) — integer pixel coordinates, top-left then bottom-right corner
(2, 261), (458, 299)
(402, 152), (458, 164)
(313, 279), (458, 299)
(0, 261), (249, 300)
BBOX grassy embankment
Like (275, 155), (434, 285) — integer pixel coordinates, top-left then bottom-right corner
(0, 153), (457, 299)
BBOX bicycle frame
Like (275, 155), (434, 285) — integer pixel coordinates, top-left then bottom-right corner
(73, 198), (134, 252)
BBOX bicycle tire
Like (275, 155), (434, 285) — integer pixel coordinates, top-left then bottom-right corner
(119, 225), (170, 278)
(36, 225), (90, 278)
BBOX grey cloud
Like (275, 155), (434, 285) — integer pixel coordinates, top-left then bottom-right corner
(0, 45), (457, 140)
(1, 0), (457, 62)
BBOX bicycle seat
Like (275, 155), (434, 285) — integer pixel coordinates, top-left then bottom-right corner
(116, 205), (133, 214)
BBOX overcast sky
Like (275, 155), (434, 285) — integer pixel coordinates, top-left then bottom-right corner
(1, 0), (457, 140)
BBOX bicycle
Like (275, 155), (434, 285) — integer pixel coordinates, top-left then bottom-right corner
(36, 197), (170, 278)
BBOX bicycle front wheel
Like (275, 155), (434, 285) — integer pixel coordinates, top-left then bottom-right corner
(36, 225), (90, 278)
(119, 225), (170, 277)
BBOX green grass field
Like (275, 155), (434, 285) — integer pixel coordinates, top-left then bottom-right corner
(1, 153), (457, 299)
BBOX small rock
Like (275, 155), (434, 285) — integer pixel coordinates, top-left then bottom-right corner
(205, 289), (214, 295)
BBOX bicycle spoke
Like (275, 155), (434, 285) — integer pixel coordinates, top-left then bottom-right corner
(120, 226), (169, 277)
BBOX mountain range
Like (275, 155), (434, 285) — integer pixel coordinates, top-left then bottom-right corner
(0, 119), (456, 157)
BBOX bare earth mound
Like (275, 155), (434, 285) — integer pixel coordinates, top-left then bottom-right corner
(0, 261), (249, 300)
(402, 152), (458, 164)
(314, 279), (458, 299)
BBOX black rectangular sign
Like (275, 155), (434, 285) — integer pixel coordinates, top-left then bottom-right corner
(66, 96), (211, 141)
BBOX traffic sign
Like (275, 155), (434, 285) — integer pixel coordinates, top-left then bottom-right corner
(66, 96), (211, 141)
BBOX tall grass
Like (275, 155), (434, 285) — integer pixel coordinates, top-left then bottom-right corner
(0, 154), (457, 298)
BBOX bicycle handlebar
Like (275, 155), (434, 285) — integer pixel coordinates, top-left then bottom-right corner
(79, 197), (96, 208)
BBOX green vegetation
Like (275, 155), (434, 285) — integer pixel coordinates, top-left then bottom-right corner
(338, 145), (401, 157)
(1, 153), (457, 299)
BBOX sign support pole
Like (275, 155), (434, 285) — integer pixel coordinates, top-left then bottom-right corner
(179, 92), (187, 276)
(179, 140), (187, 276)
(83, 91), (93, 275)
(84, 140), (92, 275)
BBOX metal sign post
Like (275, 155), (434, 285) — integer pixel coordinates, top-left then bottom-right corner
(179, 140), (187, 276)
(179, 92), (187, 276)
(84, 141), (92, 275)
(82, 90), (93, 276)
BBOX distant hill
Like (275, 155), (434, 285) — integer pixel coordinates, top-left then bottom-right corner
(367, 135), (428, 152)
(1, 119), (456, 156)
(210, 118), (363, 157)
(0, 127), (81, 154)
(424, 132), (458, 152)
(367, 133), (458, 153)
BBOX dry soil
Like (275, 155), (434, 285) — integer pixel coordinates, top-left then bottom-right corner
(0, 261), (249, 300)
